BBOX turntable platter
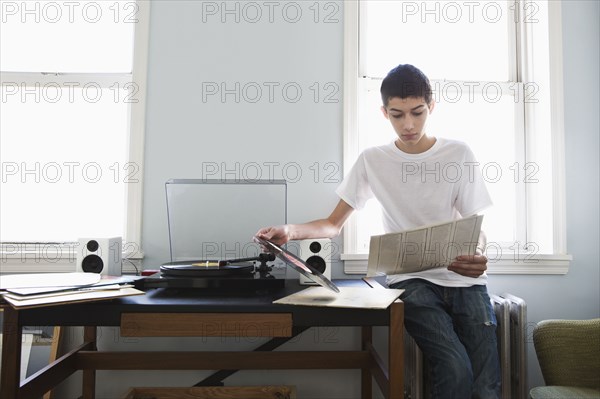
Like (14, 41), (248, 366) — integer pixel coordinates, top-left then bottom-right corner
(160, 261), (255, 277)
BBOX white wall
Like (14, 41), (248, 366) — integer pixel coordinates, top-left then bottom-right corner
(55, 1), (599, 397)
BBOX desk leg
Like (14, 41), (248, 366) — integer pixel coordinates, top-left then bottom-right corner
(389, 301), (404, 399)
(82, 326), (97, 399)
(361, 326), (373, 399)
(0, 307), (21, 399)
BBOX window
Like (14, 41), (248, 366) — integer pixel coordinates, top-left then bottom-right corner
(343, 0), (570, 273)
(0, 0), (149, 271)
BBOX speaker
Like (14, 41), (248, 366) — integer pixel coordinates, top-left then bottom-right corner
(76, 237), (122, 276)
(298, 238), (332, 285)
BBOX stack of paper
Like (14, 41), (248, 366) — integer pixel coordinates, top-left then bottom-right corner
(0, 273), (144, 309)
(367, 214), (484, 276)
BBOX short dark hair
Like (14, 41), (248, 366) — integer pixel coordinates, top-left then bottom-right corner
(380, 64), (432, 107)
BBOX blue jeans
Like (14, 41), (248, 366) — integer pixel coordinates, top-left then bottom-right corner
(389, 279), (501, 399)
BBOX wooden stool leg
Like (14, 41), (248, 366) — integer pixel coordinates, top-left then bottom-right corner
(361, 326), (373, 399)
(43, 326), (63, 399)
(82, 326), (97, 399)
(1, 307), (22, 399)
(389, 301), (404, 399)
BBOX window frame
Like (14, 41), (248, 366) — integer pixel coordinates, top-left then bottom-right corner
(0, 1), (150, 273)
(342, 0), (571, 274)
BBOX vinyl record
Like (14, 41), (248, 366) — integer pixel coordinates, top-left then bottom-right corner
(253, 236), (340, 293)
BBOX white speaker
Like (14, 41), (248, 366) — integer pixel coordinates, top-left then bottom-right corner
(76, 237), (122, 276)
(298, 238), (332, 285)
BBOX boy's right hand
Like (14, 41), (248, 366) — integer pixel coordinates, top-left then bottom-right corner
(255, 225), (291, 246)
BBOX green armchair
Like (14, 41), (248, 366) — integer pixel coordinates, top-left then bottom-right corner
(530, 318), (600, 399)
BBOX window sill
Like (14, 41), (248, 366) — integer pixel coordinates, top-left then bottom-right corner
(0, 246), (144, 275)
(342, 253), (573, 275)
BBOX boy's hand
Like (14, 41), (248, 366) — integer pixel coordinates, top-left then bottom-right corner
(255, 225), (291, 246)
(447, 255), (488, 278)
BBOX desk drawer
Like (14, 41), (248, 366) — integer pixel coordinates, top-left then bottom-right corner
(120, 313), (293, 337)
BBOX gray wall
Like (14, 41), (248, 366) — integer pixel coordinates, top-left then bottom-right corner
(486, 0), (600, 389)
(141, 0), (344, 272)
(60, 1), (599, 398)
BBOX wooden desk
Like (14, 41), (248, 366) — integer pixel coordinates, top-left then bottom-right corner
(1, 279), (403, 399)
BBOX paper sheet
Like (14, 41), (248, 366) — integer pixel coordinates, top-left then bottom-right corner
(367, 214), (483, 276)
(3, 285), (130, 301)
(0, 272), (101, 290)
(2, 287), (144, 309)
(273, 286), (404, 309)
(5, 276), (138, 296)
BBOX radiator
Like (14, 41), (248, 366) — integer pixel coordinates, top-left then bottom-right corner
(491, 294), (513, 399)
(499, 293), (528, 399)
(403, 331), (424, 399)
(403, 294), (527, 399)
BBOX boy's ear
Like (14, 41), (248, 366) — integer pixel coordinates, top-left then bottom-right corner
(381, 105), (389, 119)
(428, 99), (436, 114)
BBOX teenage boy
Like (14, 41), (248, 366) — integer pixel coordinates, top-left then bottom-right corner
(256, 64), (500, 399)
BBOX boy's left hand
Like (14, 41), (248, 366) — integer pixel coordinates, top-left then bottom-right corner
(448, 255), (488, 278)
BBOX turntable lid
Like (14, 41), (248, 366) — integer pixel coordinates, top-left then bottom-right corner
(165, 179), (287, 263)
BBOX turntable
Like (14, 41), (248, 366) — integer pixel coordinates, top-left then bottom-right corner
(137, 252), (286, 291)
(135, 179), (339, 293)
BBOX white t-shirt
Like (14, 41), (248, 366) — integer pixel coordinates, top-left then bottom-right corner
(336, 138), (493, 287)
